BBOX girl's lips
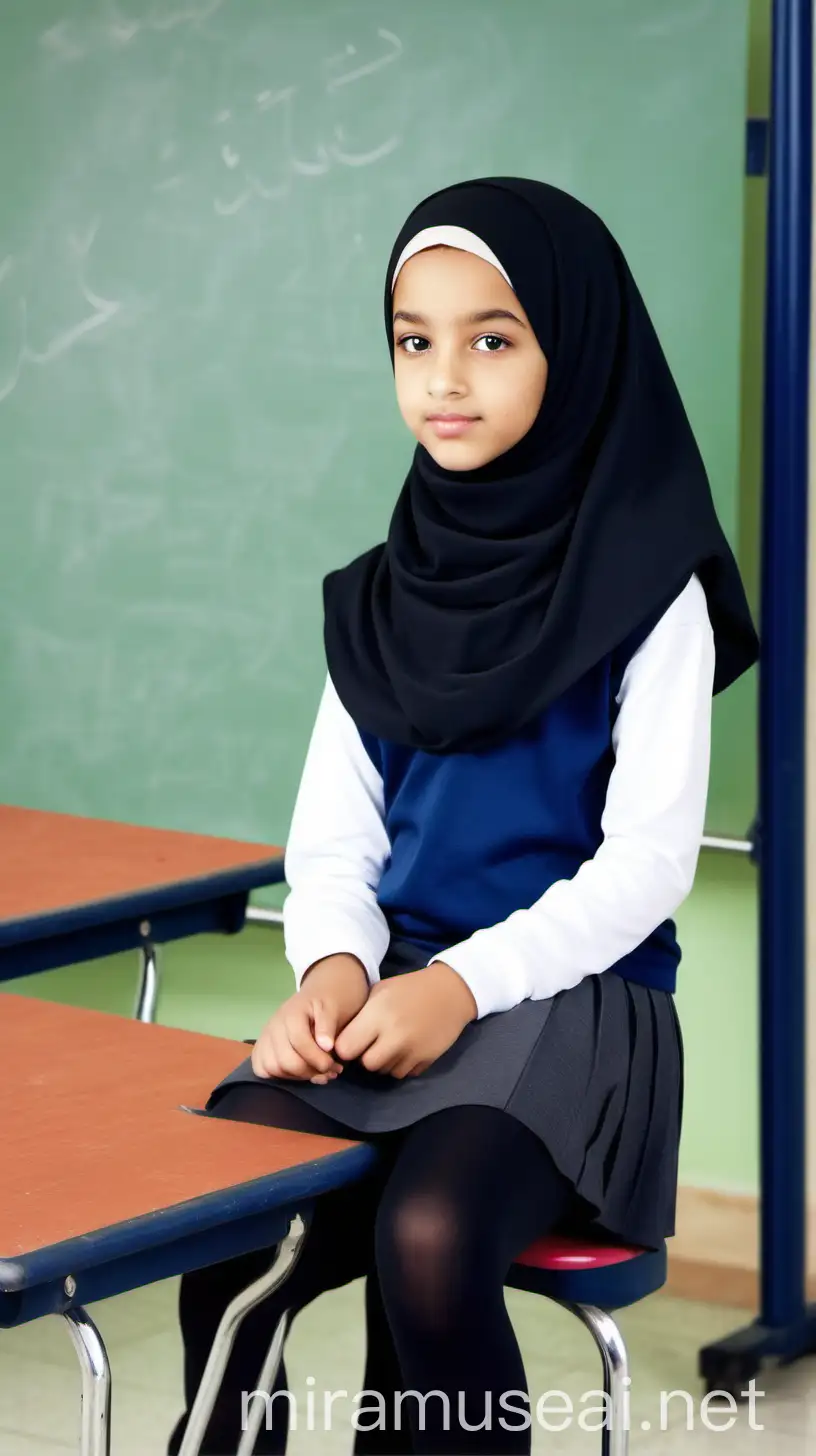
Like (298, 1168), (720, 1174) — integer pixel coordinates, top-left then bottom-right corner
(428, 416), (479, 438)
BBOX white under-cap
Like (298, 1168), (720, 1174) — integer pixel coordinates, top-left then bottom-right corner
(391, 225), (514, 292)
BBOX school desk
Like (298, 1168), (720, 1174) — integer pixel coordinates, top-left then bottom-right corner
(0, 993), (378, 1456)
(0, 806), (285, 1021)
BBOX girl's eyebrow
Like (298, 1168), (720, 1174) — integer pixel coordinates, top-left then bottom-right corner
(393, 307), (528, 329)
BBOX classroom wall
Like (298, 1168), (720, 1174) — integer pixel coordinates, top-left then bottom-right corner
(0, 0), (782, 1219)
(723, 0), (816, 1283)
(665, 0), (765, 1200)
(0, 0), (755, 846)
(681, 0), (815, 1277)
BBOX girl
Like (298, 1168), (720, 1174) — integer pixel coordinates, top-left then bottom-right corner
(169, 177), (758, 1455)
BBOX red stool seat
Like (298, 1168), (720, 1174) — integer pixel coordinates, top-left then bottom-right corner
(516, 1235), (647, 1271)
(507, 1233), (667, 1310)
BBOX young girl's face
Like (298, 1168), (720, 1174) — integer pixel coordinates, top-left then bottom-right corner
(392, 246), (548, 471)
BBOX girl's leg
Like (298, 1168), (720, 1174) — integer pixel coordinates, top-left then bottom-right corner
(351, 1265), (415, 1456)
(374, 1104), (580, 1455)
(167, 1083), (403, 1456)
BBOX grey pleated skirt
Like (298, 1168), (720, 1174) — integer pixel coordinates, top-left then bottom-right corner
(208, 937), (684, 1251)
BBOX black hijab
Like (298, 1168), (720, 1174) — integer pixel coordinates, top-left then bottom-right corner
(323, 177), (759, 754)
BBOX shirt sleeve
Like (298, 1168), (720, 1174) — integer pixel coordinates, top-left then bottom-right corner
(282, 674), (392, 988)
(429, 574), (716, 1019)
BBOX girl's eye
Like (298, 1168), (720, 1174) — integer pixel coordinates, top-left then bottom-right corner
(397, 334), (510, 355)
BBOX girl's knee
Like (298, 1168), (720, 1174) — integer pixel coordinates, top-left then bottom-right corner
(378, 1191), (458, 1266)
(375, 1191), (479, 1335)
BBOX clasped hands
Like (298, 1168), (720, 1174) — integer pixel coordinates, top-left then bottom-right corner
(251, 951), (477, 1085)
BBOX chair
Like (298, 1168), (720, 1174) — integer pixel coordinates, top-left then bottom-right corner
(506, 1233), (668, 1456)
(237, 1232), (666, 1456)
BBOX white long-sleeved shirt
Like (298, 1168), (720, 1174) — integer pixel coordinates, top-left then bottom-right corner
(283, 574), (715, 1018)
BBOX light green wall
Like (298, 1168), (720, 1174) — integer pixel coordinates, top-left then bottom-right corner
(674, 856), (758, 1193)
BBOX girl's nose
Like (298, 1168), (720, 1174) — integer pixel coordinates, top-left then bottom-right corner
(426, 363), (467, 399)
(425, 339), (468, 400)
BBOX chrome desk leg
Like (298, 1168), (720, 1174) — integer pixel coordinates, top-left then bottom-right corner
(135, 940), (160, 1023)
(178, 1213), (309, 1456)
(565, 1302), (630, 1456)
(63, 1307), (111, 1456)
(237, 1308), (292, 1455)
(244, 907), (284, 928)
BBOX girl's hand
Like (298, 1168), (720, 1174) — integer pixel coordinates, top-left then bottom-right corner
(251, 954), (369, 1085)
(333, 962), (477, 1080)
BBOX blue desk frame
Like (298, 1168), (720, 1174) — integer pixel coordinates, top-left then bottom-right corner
(0, 859), (285, 982)
(0, 1144), (376, 1332)
(0, 835), (285, 1023)
(1, 1132), (377, 1456)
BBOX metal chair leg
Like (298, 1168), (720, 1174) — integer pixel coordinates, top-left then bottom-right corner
(562, 1301), (630, 1456)
(236, 1308), (292, 1455)
(135, 940), (160, 1023)
(62, 1306), (111, 1456)
(177, 1213), (309, 1456)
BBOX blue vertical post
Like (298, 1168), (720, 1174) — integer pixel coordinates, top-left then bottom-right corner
(759, 0), (812, 1328)
(699, 0), (816, 1393)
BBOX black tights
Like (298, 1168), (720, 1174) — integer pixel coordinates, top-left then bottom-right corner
(168, 1085), (581, 1455)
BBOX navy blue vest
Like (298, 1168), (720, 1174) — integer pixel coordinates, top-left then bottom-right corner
(358, 611), (681, 994)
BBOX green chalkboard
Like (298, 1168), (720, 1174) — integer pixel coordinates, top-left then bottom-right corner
(0, 0), (754, 845)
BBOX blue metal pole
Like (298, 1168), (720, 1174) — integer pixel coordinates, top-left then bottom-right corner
(759, 0), (812, 1329)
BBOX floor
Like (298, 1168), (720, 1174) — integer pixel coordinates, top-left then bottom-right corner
(1, 1276), (813, 1454)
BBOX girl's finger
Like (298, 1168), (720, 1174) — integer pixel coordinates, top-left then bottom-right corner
(250, 1043), (274, 1078)
(253, 1012), (305, 1079)
(269, 1023), (312, 1080)
(335, 1007), (380, 1062)
(251, 1027), (285, 1078)
(287, 1012), (341, 1074)
(277, 1049), (314, 1079)
(362, 1036), (402, 1074)
(390, 1053), (420, 1080)
(310, 995), (341, 1053)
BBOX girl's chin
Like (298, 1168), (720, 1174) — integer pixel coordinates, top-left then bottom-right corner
(421, 434), (493, 470)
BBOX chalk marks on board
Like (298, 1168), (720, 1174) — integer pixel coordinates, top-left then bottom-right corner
(331, 128), (401, 169)
(325, 27), (403, 91)
(28, 223), (121, 365)
(1, 9), (409, 393)
(45, 17), (409, 219)
(212, 31), (404, 216)
(22, 282), (120, 366)
(126, 0), (225, 39)
(40, 0), (224, 62)
(0, 222), (121, 403)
